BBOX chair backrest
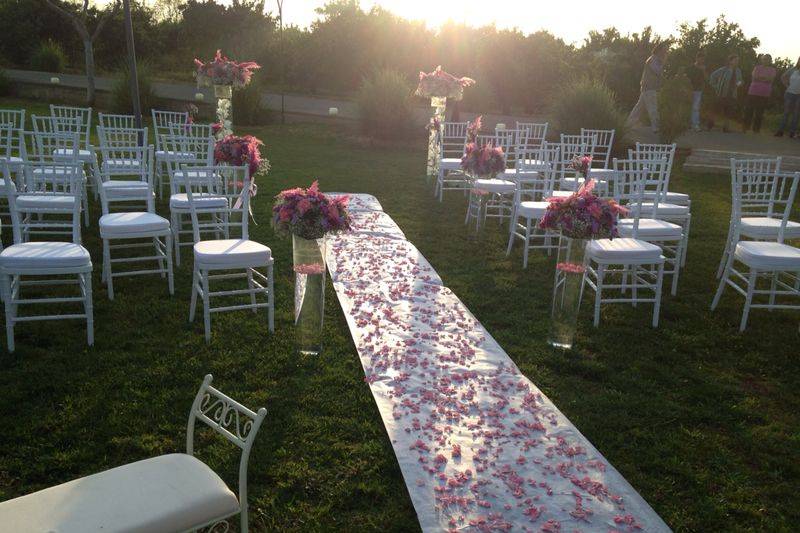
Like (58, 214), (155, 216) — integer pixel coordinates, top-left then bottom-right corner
(50, 105), (92, 149)
(152, 109), (190, 150)
(495, 128), (521, 167)
(0, 109), (26, 129)
(516, 122), (548, 150)
(732, 170), (800, 243)
(609, 158), (652, 237)
(581, 128), (615, 169)
(183, 165), (251, 242)
(634, 142), (676, 180)
(0, 124), (12, 160)
(31, 114), (82, 137)
(98, 126), (149, 150)
(514, 146), (559, 202)
(96, 144), (154, 212)
(441, 121), (468, 159)
(557, 134), (591, 180)
(186, 374), (267, 532)
(161, 134), (215, 193)
(4, 160), (83, 244)
(28, 130), (81, 164)
(628, 151), (671, 202)
(168, 122), (214, 139)
(729, 157), (784, 218)
(98, 113), (137, 130)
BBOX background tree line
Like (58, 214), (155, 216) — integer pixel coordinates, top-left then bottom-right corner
(0, 0), (794, 118)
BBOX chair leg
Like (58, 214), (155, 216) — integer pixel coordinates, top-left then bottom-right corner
(154, 237), (165, 278)
(84, 272), (94, 346)
(522, 219), (531, 269)
(267, 264), (275, 333)
(82, 186), (90, 227)
(202, 270), (211, 342)
(653, 263), (664, 327)
(165, 234), (175, 296)
(768, 272), (777, 309)
(740, 270), (757, 332)
(711, 254), (735, 310)
(505, 218), (516, 256)
(681, 215), (691, 267)
(593, 266), (604, 327)
(189, 267), (199, 322)
(3, 274), (14, 353)
(247, 269), (257, 313)
(171, 212), (181, 267)
(716, 224), (734, 278)
(103, 239), (114, 301)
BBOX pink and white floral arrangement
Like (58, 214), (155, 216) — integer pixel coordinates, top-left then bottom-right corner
(214, 135), (269, 178)
(194, 49), (261, 88)
(568, 155), (593, 178)
(415, 65), (475, 100)
(539, 179), (627, 239)
(466, 115), (482, 143)
(460, 141), (506, 177)
(272, 181), (351, 240)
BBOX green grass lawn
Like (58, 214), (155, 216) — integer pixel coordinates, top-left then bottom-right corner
(0, 97), (798, 532)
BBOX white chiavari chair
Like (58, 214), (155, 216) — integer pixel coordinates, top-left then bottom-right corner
(506, 143), (561, 267)
(0, 109), (26, 130)
(50, 105), (92, 149)
(98, 112), (137, 130)
(516, 121), (548, 152)
(0, 160), (93, 352)
(168, 122), (214, 139)
(161, 133), (217, 265)
(95, 128), (154, 213)
(184, 166), (275, 342)
(715, 157), (794, 277)
(434, 121), (469, 201)
(712, 170), (800, 331)
(152, 109), (190, 197)
(556, 134), (592, 193)
(95, 146), (173, 301)
(584, 162), (666, 327)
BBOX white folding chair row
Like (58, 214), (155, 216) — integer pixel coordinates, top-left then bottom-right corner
(434, 121), (469, 201)
(715, 157), (798, 277)
(183, 165), (275, 342)
(584, 162), (666, 327)
(505, 144), (562, 267)
(152, 109), (190, 198)
(95, 145), (174, 301)
(712, 169), (800, 330)
(0, 160), (93, 352)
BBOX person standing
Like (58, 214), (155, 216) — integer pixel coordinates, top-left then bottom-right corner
(709, 54), (743, 132)
(626, 42), (669, 133)
(775, 57), (800, 138)
(742, 54), (777, 133)
(687, 51), (707, 131)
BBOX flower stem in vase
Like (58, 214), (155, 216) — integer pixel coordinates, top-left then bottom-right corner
(293, 235), (326, 355)
(426, 96), (446, 179)
(548, 236), (588, 350)
(214, 84), (233, 140)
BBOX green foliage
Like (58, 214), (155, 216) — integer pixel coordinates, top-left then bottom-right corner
(356, 68), (414, 140)
(232, 80), (273, 126)
(30, 40), (67, 73)
(658, 75), (692, 142)
(111, 62), (156, 114)
(550, 78), (626, 149)
(0, 68), (11, 97)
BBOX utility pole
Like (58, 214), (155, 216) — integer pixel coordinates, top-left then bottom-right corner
(122, 0), (143, 144)
(277, 0), (285, 124)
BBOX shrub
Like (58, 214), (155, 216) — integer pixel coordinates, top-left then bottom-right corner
(30, 39), (66, 73)
(356, 69), (414, 140)
(111, 61), (156, 114)
(550, 77), (627, 153)
(657, 75), (691, 143)
(0, 68), (11, 97)
(232, 80), (273, 125)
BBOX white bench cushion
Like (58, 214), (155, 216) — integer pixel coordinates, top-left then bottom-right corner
(194, 239), (271, 268)
(618, 218), (683, 238)
(473, 178), (515, 194)
(517, 201), (549, 218)
(100, 212), (170, 236)
(588, 238), (662, 262)
(0, 454), (239, 533)
(170, 193), (228, 209)
(735, 241), (800, 270)
(740, 217), (800, 239)
(0, 242), (90, 269)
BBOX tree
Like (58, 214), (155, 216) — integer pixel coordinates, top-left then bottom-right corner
(41, 0), (120, 106)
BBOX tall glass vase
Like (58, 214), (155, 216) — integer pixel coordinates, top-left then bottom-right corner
(214, 84), (233, 140)
(293, 235), (326, 355)
(548, 236), (588, 350)
(426, 96), (447, 179)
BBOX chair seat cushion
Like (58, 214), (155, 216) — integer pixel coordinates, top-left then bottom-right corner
(739, 217), (800, 238)
(102, 180), (150, 198)
(587, 238), (662, 262)
(642, 191), (690, 205)
(517, 201), (549, 218)
(170, 193), (228, 209)
(172, 170), (221, 181)
(16, 194), (78, 210)
(0, 242), (90, 269)
(100, 212), (170, 236)
(155, 150), (194, 159)
(473, 178), (515, 194)
(640, 202), (690, 216)
(734, 241), (800, 270)
(617, 218), (683, 238)
(194, 239), (271, 268)
(0, 155), (24, 166)
(440, 158), (462, 170)
(52, 148), (94, 161)
(550, 190), (573, 198)
(0, 454), (239, 533)
(103, 158), (142, 169)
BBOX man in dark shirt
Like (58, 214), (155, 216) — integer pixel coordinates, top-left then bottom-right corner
(687, 51), (707, 131)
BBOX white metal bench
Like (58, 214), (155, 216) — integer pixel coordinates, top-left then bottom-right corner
(0, 374), (267, 532)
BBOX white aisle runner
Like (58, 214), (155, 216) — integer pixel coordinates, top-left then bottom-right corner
(327, 194), (670, 532)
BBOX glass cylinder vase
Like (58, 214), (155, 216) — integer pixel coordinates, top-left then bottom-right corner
(214, 84), (233, 140)
(293, 235), (326, 355)
(426, 96), (447, 179)
(548, 236), (588, 350)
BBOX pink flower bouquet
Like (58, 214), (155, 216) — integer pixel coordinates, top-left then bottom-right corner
(415, 66), (475, 101)
(460, 142), (506, 177)
(214, 135), (269, 178)
(539, 179), (627, 239)
(466, 115), (482, 143)
(568, 155), (593, 179)
(194, 50), (261, 89)
(272, 181), (351, 240)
